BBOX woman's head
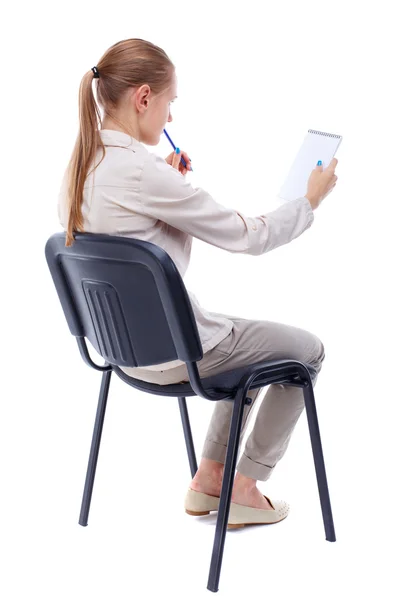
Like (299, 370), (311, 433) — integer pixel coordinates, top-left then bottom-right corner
(63, 38), (176, 246)
(96, 38), (178, 144)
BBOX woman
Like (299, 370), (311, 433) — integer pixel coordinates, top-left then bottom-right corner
(58, 38), (338, 529)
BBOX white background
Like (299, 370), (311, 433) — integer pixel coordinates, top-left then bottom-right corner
(1, 0), (399, 598)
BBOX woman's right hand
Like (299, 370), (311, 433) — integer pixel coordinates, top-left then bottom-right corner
(305, 158), (339, 210)
(165, 148), (192, 176)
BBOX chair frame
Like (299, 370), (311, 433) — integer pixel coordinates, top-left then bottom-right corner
(45, 232), (336, 593)
(77, 337), (336, 593)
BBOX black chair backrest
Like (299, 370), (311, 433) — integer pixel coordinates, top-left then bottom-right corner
(45, 232), (203, 368)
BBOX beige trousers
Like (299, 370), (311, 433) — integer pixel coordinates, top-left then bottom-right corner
(129, 311), (325, 481)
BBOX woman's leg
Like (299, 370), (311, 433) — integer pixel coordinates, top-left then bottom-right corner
(191, 314), (325, 507)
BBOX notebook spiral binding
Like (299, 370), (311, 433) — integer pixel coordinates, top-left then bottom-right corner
(308, 129), (341, 139)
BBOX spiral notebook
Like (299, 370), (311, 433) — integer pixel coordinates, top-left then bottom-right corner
(277, 129), (342, 202)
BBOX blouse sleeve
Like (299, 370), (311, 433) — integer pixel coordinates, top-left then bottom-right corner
(137, 151), (314, 256)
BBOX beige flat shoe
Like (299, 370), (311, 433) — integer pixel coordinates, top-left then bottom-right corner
(227, 495), (290, 529)
(184, 488), (220, 515)
(185, 488), (289, 529)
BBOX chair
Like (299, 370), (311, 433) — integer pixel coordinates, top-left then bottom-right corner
(44, 231), (336, 593)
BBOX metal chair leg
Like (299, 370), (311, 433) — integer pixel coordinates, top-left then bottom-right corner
(178, 396), (198, 478)
(302, 378), (336, 542)
(207, 391), (248, 593)
(79, 369), (112, 527)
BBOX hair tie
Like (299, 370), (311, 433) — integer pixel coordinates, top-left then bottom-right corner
(91, 66), (100, 78)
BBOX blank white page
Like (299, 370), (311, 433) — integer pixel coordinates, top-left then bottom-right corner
(278, 129), (343, 202)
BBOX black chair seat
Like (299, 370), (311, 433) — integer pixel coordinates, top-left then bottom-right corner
(112, 358), (318, 398)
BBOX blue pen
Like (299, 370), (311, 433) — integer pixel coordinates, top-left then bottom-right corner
(163, 128), (193, 171)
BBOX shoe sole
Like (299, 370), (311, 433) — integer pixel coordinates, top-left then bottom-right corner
(227, 513), (289, 529)
(185, 508), (288, 527)
(185, 509), (215, 516)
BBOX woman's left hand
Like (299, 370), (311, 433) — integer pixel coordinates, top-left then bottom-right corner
(164, 149), (192, 176)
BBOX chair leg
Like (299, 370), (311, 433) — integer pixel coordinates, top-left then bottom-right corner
(178, 397), (198, 478)
(79, 369), (112, 527)
(303, 379), (336, 542)
(207, 392), (248, 593)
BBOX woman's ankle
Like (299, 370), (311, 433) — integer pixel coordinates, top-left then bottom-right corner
(232, 471), (257, 492)
(198, 457), (224, 476)
(191, 458), (224, 488)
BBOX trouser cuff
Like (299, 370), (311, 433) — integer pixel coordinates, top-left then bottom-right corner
(202, 441), (275, 482)
(236, 453), (275, 482)
(201, 439), (227, 464)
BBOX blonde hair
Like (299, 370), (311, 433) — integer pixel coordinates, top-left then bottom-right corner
(63, 38), (175, 247)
